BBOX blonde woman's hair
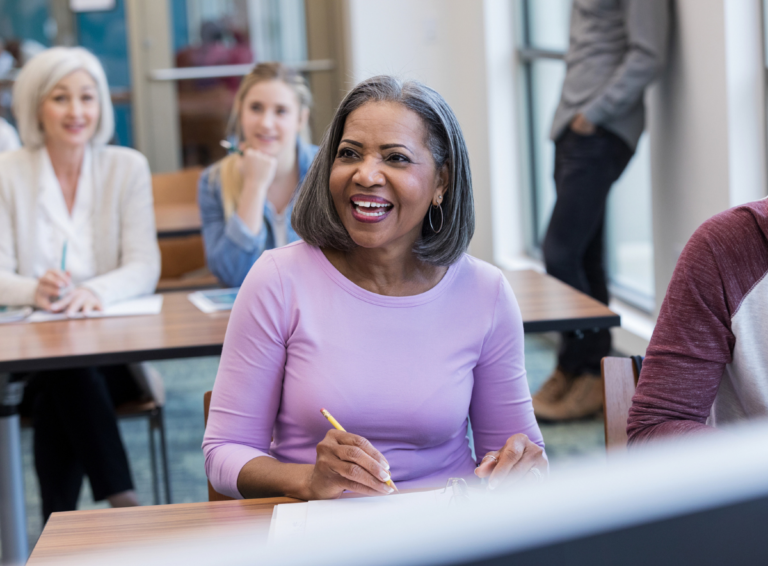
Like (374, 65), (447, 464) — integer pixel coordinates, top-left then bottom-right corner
(12, 47), (114, 149)
(220, 62), (312, 219)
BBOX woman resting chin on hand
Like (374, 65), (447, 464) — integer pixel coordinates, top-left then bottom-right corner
(203, 76), (546, 501)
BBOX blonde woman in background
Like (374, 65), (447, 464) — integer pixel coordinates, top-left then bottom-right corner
(198, 62), (318, 287)
(0, 47), (160, 521)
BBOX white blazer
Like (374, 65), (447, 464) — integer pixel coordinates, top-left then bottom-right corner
(0, 145), (160, 306)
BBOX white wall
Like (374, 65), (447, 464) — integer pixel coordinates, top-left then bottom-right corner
(344, 0), (525, 264)
(649, 0), (766, 310)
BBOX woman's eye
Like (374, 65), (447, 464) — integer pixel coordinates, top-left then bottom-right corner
(82, 94), (94, 102)
(387, 153), (410, 164)
(53, 95), (67, 102)
(337, 147), (357, 159)
(249, 104), (263, 112)
(276, 107), (288, 115)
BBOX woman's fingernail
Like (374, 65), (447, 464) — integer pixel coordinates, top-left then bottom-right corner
(382, 461), (390, 470)
(387, 487), (394, 494)
(489, 479), (498, 491)
(380, 470), (391, 481)
(474, 468), (480, 477)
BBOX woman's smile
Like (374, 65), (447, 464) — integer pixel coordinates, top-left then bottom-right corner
(350, 194), (394, 223)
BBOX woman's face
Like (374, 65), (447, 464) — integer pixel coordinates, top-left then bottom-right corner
(329, 101), (447, 253)
(39, 69), (100, 148)
(240, 80), (306, 158)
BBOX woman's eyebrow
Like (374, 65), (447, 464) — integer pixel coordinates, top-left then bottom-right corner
(340, 139), (363, 147)
(380, 143), (411, 152)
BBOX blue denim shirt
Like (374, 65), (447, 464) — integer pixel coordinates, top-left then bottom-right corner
(198, 140), (319, 287)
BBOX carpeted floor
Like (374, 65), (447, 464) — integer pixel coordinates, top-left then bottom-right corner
(15, 334), (604, 553)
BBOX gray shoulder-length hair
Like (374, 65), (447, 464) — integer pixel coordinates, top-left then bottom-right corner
(292, 75), (474, 266)
(12, 47), (114, 149)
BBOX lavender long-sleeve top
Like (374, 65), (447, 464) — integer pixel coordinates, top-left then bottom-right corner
(203, 241), (544, 498)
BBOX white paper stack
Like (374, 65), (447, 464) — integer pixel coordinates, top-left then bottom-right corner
(268, 489), (454, 543)
(24, 294), (164, 323)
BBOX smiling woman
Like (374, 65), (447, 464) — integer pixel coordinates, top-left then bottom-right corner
(197, 62), (318, 288)
(0, 47), (160, 522)
(203, 76), (547, 502)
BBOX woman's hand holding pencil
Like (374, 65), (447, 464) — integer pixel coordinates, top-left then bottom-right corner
(303, 408), (397, 499)
(34, 269), (72, 311)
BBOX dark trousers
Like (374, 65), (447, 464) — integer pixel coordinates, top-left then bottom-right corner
(19, 365), (140, 522)
(543, 127), (633, 375)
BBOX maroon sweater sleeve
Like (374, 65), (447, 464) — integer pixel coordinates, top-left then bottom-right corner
(627, 202), (768, 444)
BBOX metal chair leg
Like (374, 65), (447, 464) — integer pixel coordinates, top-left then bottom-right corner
(157, 407), (172, 504)
(148, 409), (159, 506)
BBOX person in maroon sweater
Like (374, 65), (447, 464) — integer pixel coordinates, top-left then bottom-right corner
(628, 199), (768, 443)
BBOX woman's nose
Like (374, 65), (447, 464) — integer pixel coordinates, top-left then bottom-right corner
(353, 156), (385, 187)
(260, 110), (276, 128)
(68, 99), (83, 118)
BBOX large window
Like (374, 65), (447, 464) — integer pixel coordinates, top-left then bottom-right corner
(517, 0), (655, 312)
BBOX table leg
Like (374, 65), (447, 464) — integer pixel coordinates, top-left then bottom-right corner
(0, 375), (28, 566)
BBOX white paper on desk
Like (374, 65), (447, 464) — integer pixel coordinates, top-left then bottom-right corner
(269, 489), (453, 543)
(268, 501), (308, 543)
(26, 294), (164, 323)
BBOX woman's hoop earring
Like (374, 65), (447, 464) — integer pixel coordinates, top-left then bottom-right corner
(429, 204), (444, 234)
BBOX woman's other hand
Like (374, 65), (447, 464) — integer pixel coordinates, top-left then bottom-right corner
(474, 433), (547, 490)
(50, 287), (102, 317)
(34, 269), (72, 310)
(305, 429), (394, 499)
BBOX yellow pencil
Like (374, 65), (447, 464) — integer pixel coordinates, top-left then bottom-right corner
(320, 408), (398, 492)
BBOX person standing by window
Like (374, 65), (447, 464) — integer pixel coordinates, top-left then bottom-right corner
(534, 0), (669, 421)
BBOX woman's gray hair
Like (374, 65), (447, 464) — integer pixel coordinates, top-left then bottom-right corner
(292, 75), (474, 266)
(12, 47), (114, 148)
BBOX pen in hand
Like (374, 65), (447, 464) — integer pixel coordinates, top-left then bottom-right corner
(320, 408), (398, 492)
(61, 239), (68, 272)
(54, 240), (72, 302)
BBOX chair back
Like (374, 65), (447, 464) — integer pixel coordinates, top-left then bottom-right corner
(601, 356), (641, 451)
(152, 167), (219, 289)
(203, 390), (235, 502)
(152, 167), (203, 205)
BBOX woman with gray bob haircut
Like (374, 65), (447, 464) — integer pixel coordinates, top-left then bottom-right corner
(293, 75), (473, 265)
(1, 47), (160, 521)
(12, 46), (114, 148)
(203, 76), (546, 502)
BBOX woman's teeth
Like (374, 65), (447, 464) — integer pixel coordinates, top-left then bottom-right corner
(353, 201), (391, 217)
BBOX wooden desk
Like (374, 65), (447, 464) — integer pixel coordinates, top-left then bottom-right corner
(0, 272), (619, 374)
(503, 270), (619, 333)
(0, 292), (228, 374)
(27, 498), (296, 565)
(154, 203), (202, 238)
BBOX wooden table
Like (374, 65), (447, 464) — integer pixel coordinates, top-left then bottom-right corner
(0, 292), (229, 374)
(0, 272), (617, 375)
(154, 203), (202, 238)
(503, 270), (619, 333)
(0, 272), (618, 564)
(27, 498), (295, 565)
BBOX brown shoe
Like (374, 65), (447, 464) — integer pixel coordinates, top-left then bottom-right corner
(534, 373), (604, 422)
(532, 367), (574, 413)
